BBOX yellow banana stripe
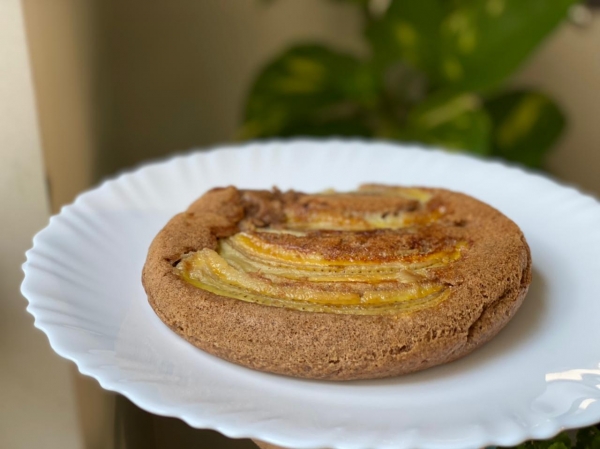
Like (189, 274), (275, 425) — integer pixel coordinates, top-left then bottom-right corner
(180, 249), (360, 304)
(220, 236), (430, 283)
(284, 210), (444, 231)
(177, 243), (463, 315)
(225, 232), (462, 268)
(176, 188), (464, 315)
(177, 248), (451, 315)
(339, 185), (433, 203)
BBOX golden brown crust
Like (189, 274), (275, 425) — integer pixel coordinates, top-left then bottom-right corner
(142, 185), (531, 381)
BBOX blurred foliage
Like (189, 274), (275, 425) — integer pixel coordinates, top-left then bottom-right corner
(241, 0), (580, 168)
(501, 426), (600, 449)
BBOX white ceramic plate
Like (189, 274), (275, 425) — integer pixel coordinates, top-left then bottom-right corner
(22, 140), (600, 449)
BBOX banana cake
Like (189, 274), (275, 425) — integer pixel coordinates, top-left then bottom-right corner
(142, 184), (531, 380)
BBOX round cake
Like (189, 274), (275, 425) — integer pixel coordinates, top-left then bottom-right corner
(142, 184), (531, 380)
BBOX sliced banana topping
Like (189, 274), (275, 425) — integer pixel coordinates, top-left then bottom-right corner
(177, 248), (451, 315)
(176, 188), (465, 315)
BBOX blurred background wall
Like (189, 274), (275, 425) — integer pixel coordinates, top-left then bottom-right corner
(515, 15), (600, 196)
(0, 1), (82, 448)
(16, 0), (600, 447)
(24, 0), (600, 214)
(23, 0), (365, 211)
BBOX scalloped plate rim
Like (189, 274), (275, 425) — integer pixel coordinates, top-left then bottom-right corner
(21, 139), (600, 449)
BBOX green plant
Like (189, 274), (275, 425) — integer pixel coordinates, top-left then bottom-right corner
(505, 426), (600, 449)
(240, 0), (577, 168)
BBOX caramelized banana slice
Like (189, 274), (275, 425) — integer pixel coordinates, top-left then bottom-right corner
(176, 187), (466, 315)
(177, 249), (451, 315)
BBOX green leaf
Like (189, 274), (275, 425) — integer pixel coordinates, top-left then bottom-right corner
(439, 0), (578, 92)
(555, 432), (573, 448)
(576, 426), (600, 449)
(380, 63), (430, 118)
(382, 91), (492, 154)
(330, 0), (370, 5)
(485, 89), (566, 168)
(366, 0), (445, 80)
(547, 443), (570, 449)
(240, 45), (378, 139)
(265, 117), (372, 138)
(442, 0), (468, 12)
(503, 431), (573, 449)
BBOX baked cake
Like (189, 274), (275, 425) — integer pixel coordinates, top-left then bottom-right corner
(142, 185), (531, 380)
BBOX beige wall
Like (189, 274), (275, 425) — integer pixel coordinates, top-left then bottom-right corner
(0, 1), (82, 448)
(22, 2), (117, 448)
(515, 15), (600, 196)
(24, 0), (365, 206)
(94, 0), (364, 177)
(22, 0), (96, 212)
(27, 1), (600, 209)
